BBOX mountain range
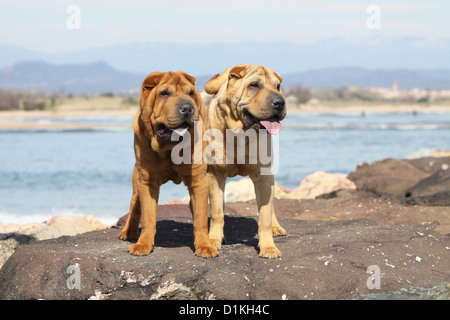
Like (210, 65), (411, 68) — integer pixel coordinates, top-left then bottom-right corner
(1, 60), (450, 95)
(1, 37), (450, 94)
(2, 36), (450, 75)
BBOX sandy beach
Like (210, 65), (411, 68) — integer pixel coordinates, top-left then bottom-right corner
(1, 96), (450, 131)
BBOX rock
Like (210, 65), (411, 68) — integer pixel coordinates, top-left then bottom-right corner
(163, 199), (189, 205)
(84, 214), (108, 230)
(285, 171), (356, 199)
(0, 223), (62, 270)
(347, 282), (450, 300)
(224, 178), (256, 202)
(348, 158), (430, 195)
(44, 216), (101, 236)
(433, 149), (450, 158)
(226, 195), (450, 235)
(1, 217), (449, 300)
(224, 178), (288, 202)
(0, 223), (62, 241)
(405, 149), (450, 160)
(404, 148), (438, 159)
(0, 215), (108, 270)
(408, 156), (450, 174)
(405, 168), (450, 198)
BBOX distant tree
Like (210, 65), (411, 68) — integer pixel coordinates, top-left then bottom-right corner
(0, 90), (21, 110)
(286, 85), (312, 103)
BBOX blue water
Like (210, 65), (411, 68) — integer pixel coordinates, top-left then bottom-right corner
(1, 111), (449, 225)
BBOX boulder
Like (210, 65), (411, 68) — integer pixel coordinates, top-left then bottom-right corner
(434, 149), (450, 157)
(44, 215), (105, 236)
(348, 158), (431, 195)
(285, 171), (356, 199)
(0, 215), (108, 270)
(404, 148), (438, 159)
(405, 168), (450, 198)
(223, 178), (288, 202)
(408, 156), (450, 174)
(0, 217), (449, 300)
(0, 223), (62, 270)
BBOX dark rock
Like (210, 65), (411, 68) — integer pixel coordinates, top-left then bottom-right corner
(408, 157), (450, 174)
(404, 191), (450, 207)
(0, 217), (449, 300)
(226, 197), (450, 234)
(405, 169), (450, 198)
(348, 158), (430, 195)
(347, 157), (450, 208)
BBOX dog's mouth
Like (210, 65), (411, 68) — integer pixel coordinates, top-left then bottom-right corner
(242, 110), (282, 135)
(156, 122), (190, 142)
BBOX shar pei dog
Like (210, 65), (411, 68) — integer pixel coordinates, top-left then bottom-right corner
(119, 70), (218, 258)
(204, 64), (287, 258)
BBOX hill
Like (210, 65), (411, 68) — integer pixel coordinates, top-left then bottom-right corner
(2, 37), (450, 76)
(1, 61), (450, 95)
(0, 61), (145, 94)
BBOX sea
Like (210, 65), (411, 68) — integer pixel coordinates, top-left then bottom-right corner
(1, 111), (449, 225)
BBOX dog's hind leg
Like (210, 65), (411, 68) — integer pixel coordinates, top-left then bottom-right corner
(119, 166), (141, 241)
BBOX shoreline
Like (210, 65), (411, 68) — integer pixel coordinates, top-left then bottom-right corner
(1, 103), (450, 131)
(1, 103), (449, 118)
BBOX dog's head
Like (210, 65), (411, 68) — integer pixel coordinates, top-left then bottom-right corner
(137, 70), (203, 151)
(204, 64), (286, 134)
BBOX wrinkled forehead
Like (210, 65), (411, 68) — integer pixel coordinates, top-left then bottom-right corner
(242, 66), (280, 86)
(160, 73), (192, 89)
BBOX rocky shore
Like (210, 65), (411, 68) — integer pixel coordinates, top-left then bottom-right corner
(0, 154), (449, 300)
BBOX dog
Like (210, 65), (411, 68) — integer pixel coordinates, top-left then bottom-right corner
(204, 64), (287, 258)
(119, 70), (217, 258)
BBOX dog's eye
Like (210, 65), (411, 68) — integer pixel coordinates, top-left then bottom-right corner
(277, 83), (281, 91)
(159, 90), (170, 97)
(248, 82), (260, 89)
(189, 90), (194, 97)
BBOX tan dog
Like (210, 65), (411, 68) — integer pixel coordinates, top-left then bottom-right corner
(204, 64), (287, 258)
(119, 71), (217, 258)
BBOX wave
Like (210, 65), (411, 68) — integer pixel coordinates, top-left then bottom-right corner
(0, 126), (132, 133)
(0, 210), (118, 226)
(283, 122), (450, 130)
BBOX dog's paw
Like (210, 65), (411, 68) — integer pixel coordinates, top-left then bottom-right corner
(195, 244), (218, 259)
(209, 237), (224, 250)
(272, 225), (287, 237)
(119, 229), (139, 241)
(259, 246), (281, 259)
(128, 242), (153, 256)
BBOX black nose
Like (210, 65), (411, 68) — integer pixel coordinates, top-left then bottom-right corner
(179, 103), (194, 116)
(272, 98), (285, 111)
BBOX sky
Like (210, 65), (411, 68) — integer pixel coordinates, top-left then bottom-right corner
(1, 0), (449, 53)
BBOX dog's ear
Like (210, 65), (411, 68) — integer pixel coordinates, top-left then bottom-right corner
(204, 65), (247, 95)
(178, 71), (196, 85)
(228, 65), (247, 80)
(142, 72), (163, 92)
(272, 70), (283, 83)
(204, 72), (225, 95)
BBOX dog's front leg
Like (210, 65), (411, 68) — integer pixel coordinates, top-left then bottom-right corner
(128, 179), (159, 256)
(189, 173), (218, 258)
(251, 173), (282, 258)
(208, 169), (227, 249)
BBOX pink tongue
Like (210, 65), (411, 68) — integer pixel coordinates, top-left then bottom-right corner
(173, 127), (189, 137)
(260, 120), (282, 135)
